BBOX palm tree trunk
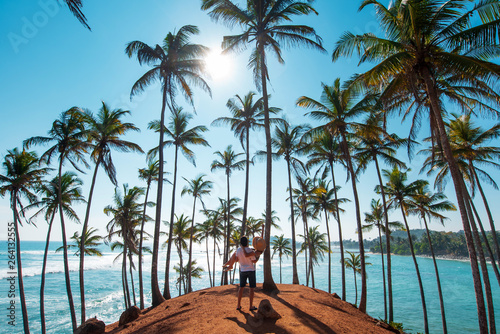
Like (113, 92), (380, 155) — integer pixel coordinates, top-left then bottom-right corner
(138, 181), (150, 309)
(353, 269), (358, 306)
(377, 227), (387, 322)
(152, 86), (168, 307)
(164, 144), (179, 299)
(423, 67), (487, 333)
(302, 213), (310, 286)
(287, 159), (299, 284)
(241, 127), (250, 236)
(12, 195), (30, 334)
(205, 235), (212, 287)
(279, 256), (282, 284)
(58, 161), (77, 331)
(123, 243), (131, 308)
(324, 208), (332, 294)
(341, 131), (367, 313)
(422, 216), (447, 333)
(40, 213), (56, 334)
(374, 156), (393, 321)
(79, 155), (102, 323)
(260, 45), (277, 292)
(469, 197), (500, 285)
(463, 187), (496, 333)
(121, 253), (128, 309)
(400, 206), (428, 334)
(473, 167), (500, 270)
(223, 172), (231, 285)
(330, 162), (345, 300)
(129, 253), (137, 306)
(212, 237), (216, 287)
(187, 196), (197, 293)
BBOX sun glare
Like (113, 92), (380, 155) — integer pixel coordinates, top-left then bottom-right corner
(205, 51), (232, 81)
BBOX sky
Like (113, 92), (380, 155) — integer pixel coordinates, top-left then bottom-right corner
(0, 0), (499, 243)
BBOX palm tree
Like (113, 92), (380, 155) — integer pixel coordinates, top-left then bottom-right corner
(196, 219), (215, 287)
(181, 174), (213, 293)
(202, 208), (224, 287)
(24, 109), (89, 331)
(58, 227), (103, 257)
(211, 145), (245, 285)
(126, 24), (211, 306)
(137, 158), (160, 309)
(169, 214), (192, 295)
(408, 185), (456, 334)
(213, 92), (264, 235)
(271, 235), (292, 284)
(270, 120), (308, 285)
(202, 0), (325, 292)
(297, 78), (376, 312)
(149, 107), (210, 299)
(344, 251), (371, 306)
(174, 260), (204, 293)
(77, 102), (142, 322)
(362, 199), (404, 322)
(305, 130), (348, 300)
(354, 111), (409, 318)
(378, 167), (429, 333)
(298, 225), (329, 288)
(332, 2), (500, 330)
(27, 172), (83, 334)
(0, 148), (48, 334)
(104, 185), (144, 309)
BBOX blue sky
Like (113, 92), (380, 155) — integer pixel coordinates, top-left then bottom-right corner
(1, 0), (498, 242)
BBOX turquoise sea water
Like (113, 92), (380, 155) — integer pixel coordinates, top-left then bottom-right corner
(0, 240), (499, 333)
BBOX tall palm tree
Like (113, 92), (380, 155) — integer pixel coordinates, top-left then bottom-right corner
(298, 225), (329, 288)
(354, 111), (409, 318)
(297, 78), (376, 312)
(105, 185), (144, 309)
(378, 167), (429, 334)
(332, 2), (500, 330)
(305, 130), (348, 300)
(362, 198), (404, 322)
(149, 107), (210, 299)
(270, 120), (307, 285)
(202, 0), (325, 291)
(213, 92), (264, 235)
(408, 185), (456, 334)
(271, 234), (292, 284)
(137, 158), (160, 309)
(126, 24), (211, 306)
(181, 174), (213, 292)
(77, 102), (142, 322)
(211, 145), (245, 285)
(24, 109), (89, 331)
(0, 148), (48, 334)
(27, 172), (83, 334)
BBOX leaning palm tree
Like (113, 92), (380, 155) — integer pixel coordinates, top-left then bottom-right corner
(305, 130), (348, 300)
(181, 174), (213, 292)
(271, 234), (292, 284)
(378, 167), (429, 333)
(27, 172), (83, 334)
(202, 0), (325, 291)
(77, 102), (142, 322)
(211, 145), (245, 285)
(408, 185), (456, 334)
(354, 111), (409, 317)
(362, 198), (404, 322)
(297, 78), (376, 312)
(137, 158), (160, 309)
(24, 109), (89, 331)
(270, 120), (308, 285)
(149, 108), (210, 299)
(0, 148), (48, 334)
(332, 2), (500, 329)
(126, 24), (211, 306)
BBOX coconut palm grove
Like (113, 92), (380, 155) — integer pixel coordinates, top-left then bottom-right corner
(1, 1), (500, 333)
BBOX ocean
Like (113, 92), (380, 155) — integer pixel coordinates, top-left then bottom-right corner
(0, 240), (499, 333)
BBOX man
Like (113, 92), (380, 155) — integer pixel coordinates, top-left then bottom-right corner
(223, 236), (262, 311)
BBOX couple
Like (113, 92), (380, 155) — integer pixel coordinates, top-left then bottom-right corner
(223, 236), (263, 311)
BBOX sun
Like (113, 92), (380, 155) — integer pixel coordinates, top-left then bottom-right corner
(205, 51), (233, 81)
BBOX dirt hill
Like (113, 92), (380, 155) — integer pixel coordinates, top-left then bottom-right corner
(105, 284), (398, 334)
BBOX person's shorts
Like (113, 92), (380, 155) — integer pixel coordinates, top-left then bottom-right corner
(239, 270), (256, 288)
